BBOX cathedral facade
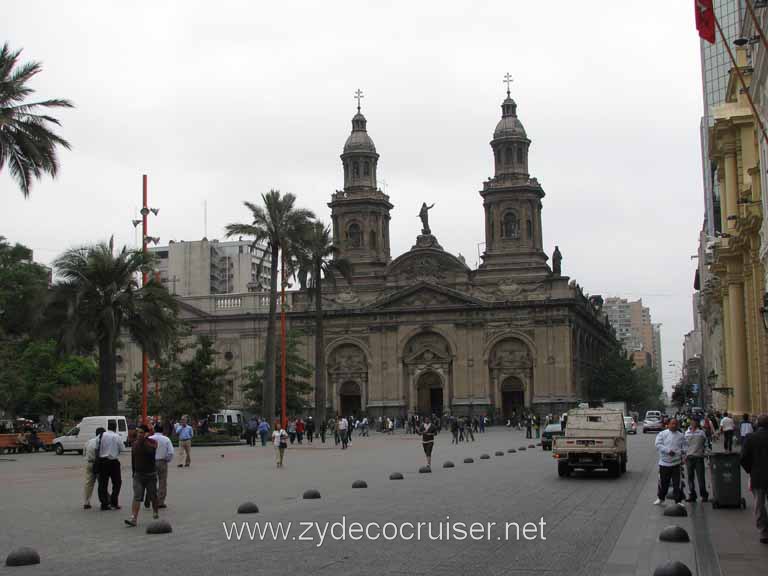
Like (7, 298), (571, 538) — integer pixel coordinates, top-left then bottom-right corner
(118, 90), (614, 420)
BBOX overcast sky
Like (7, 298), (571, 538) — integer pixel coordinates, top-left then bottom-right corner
(2, 1), (703, 391)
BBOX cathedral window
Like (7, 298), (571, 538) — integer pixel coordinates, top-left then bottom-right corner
(502, 211), (519, 239)
(348, 223), (361, 248)
(517, 147), (523, 164)
(353, 161), (360, 177)
(526, 219), (532, 240)
(369, 230), (377, 249)
(364, 161), (370, 176)
(505, 147), (513, 164)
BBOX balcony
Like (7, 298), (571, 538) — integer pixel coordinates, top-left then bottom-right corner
(178, 291), (299, 316)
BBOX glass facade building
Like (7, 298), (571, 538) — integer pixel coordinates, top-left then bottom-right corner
(700, 0), (745, 236)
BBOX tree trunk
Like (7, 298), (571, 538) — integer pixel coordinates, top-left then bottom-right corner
(314, 263), (325, 425)
(98, 336), (117, 414)
(263, 244), (280, 423)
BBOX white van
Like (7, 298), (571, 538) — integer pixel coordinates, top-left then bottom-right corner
(52, 416), (128, 455)
(211, 410), (243, 426)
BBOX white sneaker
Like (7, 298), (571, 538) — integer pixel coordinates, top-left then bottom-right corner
(653, 498), (663, 505)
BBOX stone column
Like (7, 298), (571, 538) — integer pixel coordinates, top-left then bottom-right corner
(727, 278), (750, 413)
(724, 150), (738, 232)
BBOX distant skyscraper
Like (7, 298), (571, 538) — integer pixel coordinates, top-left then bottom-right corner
(603, 297), (659, 369)
(700, 0), (744, 236)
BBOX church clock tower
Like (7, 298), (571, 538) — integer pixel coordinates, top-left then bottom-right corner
(479, 78), (549, 279)
(329, 90), (393, 277)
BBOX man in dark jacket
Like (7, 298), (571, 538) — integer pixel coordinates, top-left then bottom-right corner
(741, 414), (768, 544)
(125, 424), (158, 527)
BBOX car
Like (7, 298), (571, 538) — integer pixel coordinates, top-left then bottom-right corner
(52, 416), (129, 455)
(642, 418), (664, 434)
(541, 422), (563, 450)
(624, 416), (637, 434)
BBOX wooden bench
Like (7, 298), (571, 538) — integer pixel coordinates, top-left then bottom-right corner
(0, 432), (56, 454)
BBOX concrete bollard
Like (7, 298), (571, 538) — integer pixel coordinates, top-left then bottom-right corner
(303, 489), (321, 500)
(389, 472), (404, 480)
(5, 547), (40, 567)
(443, 461), (455, 468)
(658, 525), (690, 543)
(146, 520), (173, 534)
(352, 480), (368, 489)
(237, 502), (260, 514)
(652, 561), (693, 576)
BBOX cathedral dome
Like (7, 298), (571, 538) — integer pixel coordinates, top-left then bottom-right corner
(343, 112), (377, 153)
(493, 96), (527, 139)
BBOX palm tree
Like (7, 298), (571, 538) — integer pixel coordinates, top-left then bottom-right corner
(297, 222), (352, 424)
(225, 190), (314, 422)
(0, 43), (74, 197)
(47, 238), (177, 413)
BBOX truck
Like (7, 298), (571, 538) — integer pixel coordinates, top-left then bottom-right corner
(552, 408), (627, 478)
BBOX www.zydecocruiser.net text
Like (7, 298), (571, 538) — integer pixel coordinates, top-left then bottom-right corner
(223, 516), (547, 546)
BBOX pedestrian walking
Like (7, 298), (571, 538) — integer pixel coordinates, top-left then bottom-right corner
(287, 419), (297, 444)
(654, 418), (686, 505)
(465, 417), (475, 442)
(83, 427), (105, 509)
(525, 416), (533, 439)
(319, 419), (327, 443)
(145, 424), (173, 509)
(273, 422), (288, 468)
(339, 416), (349, 449)
(246, 416), (258, 447)
(740, 413), (754, 446)
(258, 419), (270, 446)
(740, 414), (768, 544)
(720, 412), (735, 452)
(124, 424), (158, 527)
(420, 417), (435, 468)
(175, 415), (193, 467)
(306, 417), (315, 443)
(535, 416), (541, 439)
(684, 418), (708, 503)
(97, 420), (123, 511)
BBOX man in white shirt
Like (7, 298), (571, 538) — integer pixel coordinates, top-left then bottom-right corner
(654, 418), (687, 505)
(97, 420), (124, 510)
(83, 427), (105, 509)
(338, 416), (349, 449)
(145, 424), (174, 509)
(721, 412), (736, 452)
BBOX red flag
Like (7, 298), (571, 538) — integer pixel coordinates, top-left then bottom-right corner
(695, 0), (716, 44)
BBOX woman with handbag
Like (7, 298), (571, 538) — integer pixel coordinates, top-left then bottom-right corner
(272, 422), (289, 468)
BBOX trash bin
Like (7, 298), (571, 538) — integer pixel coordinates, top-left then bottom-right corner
(708, 452), (747, 509)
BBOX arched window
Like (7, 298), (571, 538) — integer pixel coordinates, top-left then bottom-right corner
(502, 211), (519, 239)
(495, 149), (501, 165)
(505, 147), (514, 164)
(517, 147), (523, 164)
(369, 230), (377, 249)
(348, 223), (361, 248)
(526, 219), (532, 240)
(363, 161), (370, 176)
(353, 161), (360, 177)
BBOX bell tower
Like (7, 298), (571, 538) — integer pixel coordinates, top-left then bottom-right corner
(329, 90), (393, 276)
(479, 77), (549, 279)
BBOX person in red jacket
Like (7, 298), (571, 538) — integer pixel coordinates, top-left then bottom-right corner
(296, 418), (305, 444)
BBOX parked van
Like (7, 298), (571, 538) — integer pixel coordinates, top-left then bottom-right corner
(211, 410), (244, 426)
(52, 416), (129, 455)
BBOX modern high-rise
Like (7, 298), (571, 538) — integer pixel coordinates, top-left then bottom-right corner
(150, 238), (271, 297)
(603, 297), (659, 369)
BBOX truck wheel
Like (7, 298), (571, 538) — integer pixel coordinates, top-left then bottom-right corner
(54, 443), (64, 455)
(620, 456), (627, 474)
(608, 462), (620, 477)
(558, 462), (570, 478)
(77, 450), (83, 455)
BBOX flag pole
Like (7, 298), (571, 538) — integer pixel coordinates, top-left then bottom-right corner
(713, 12), (768, 145)
(744, 0), (768, 53)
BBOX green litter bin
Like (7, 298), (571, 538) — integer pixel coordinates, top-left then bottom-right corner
(708, 452), (746, 509)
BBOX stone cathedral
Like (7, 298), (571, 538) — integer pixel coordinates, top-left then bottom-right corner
(119, 89), (614, 420)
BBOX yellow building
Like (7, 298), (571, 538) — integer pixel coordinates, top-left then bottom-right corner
(708, 47), (768, 415)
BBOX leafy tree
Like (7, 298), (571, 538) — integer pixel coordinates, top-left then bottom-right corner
(671, 380), (693, 408)
(225, 190), (314, 422)
(54, 383), (98, 423)
(0, 338), (97, 418)
(158, 335), (229, 421)
(589, 345), (663, 414)
(124, 388), (161, 421)
(46, 238), (177, 413)
(0, 236), (49, 337)
(296, 222), (352, 423)
(0, 43), (74, 197)
(243, 330), (313, 419)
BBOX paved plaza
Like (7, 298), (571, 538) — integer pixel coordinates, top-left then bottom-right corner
(0, 428), (766, 575)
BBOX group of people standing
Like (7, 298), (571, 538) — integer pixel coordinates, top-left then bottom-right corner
(653, 412), (768, 545)
(82, 416), (194, 527)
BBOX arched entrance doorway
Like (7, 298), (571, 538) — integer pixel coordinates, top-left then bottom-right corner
(416, 371), (443, 416)
(339, 380), (362, 417)
(501, 376), (525, 420)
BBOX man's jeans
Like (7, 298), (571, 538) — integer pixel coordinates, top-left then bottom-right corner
(685, 456), (708, 500)
(754, 488), (768, 539)
(658, 464), (683, 503)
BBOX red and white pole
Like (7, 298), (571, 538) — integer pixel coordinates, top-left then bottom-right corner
(141, 174), (149, 425)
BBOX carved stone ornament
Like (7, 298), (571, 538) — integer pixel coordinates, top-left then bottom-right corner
(334, 290), (360, 306)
